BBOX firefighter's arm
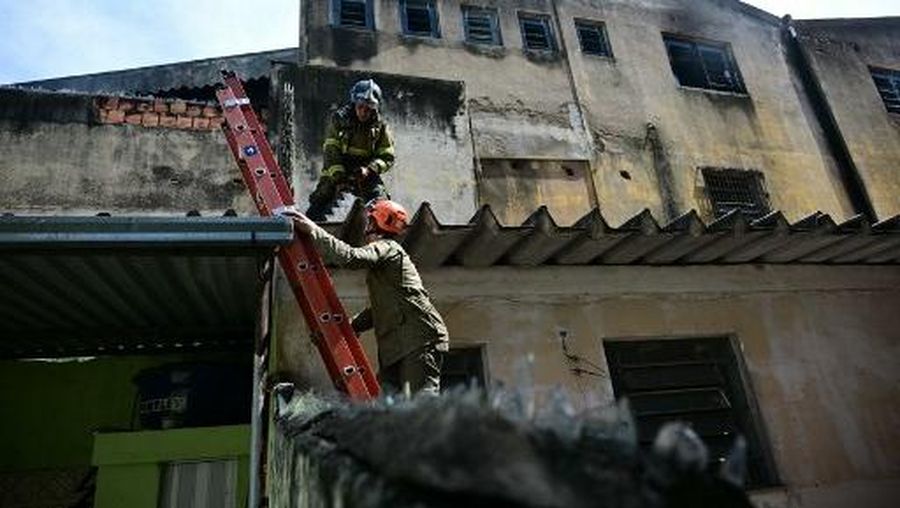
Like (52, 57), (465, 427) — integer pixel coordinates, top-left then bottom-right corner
(367, 124), (395, 174)
(287, 212), (385, 269)
(351, 307), (373, 334)
(322, 119), (345, 179)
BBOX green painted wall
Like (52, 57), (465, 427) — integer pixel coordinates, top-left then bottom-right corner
(93, 425), (250, 508)
(0, 352), (248, 472)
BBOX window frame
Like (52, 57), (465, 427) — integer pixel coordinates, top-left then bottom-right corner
(331, 0), (374, 30)
(574, 18), (613, 58)
(603, 335), (779, 488)
(700, 167), (770, 220)
(441, 344), (489, 390)
(869, 66), (900, 115)
(461, 4), (503, 46)
(663, 33), (747, 95)
(517, 11), (557, 53)
(400, 0), (441, 38)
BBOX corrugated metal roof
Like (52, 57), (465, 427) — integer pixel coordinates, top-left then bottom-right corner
(2, 205), (896, 358)
(0, 216), (293, 359)
(321, 202), (900, 269)
(10, 48), (296, 95)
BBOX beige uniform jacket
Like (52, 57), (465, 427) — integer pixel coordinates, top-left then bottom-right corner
(309, 226), (449, 367)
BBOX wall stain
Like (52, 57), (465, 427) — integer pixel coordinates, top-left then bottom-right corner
(644, 123), (679, 221)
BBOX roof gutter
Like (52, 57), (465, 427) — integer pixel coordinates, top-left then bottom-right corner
(0, 216), (294, 250)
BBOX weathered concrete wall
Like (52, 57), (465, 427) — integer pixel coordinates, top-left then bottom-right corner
(301, 0), (589, 161)
(289, 65), (477, 223)
(273, 263), (900, 507)
(0, 88), (253, 215)
(559, 0), (855, 225)
(299, 0), (864, 226)
(794, 19), (900, 220)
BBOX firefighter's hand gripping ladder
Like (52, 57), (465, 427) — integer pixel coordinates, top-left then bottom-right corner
(216, 71), (380, 400)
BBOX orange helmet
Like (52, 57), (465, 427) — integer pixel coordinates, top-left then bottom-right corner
(366, 199), (409, 235)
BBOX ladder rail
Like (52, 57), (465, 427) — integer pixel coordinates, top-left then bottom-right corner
(216, 71), (380, 400)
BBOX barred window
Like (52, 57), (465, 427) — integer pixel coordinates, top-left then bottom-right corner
(463, 5), (502, 46)
(333, 0), (373, 29)
(664, 34), (746, 94)
(518, 13), (555, 51)
(701, 167), (770, 219)
(604, 337), (777, 487)
(870, 67), (900, 114)
(575, 19), (612, 57)
(401, 0), (440, 38)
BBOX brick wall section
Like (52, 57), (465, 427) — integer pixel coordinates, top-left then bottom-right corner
(95, 95), (268, 131)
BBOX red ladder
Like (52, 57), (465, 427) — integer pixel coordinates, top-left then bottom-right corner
(216, 71), (380, 400)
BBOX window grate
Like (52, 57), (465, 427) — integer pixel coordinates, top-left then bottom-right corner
(519, 13), (555, 51)
(463, 5), (501, 46)
(604, 337), (777, 488)
(701, 167), (769, 219)
(402, 0), (439, 37)
(335, 0), (371, 29)
(870, 67), (900, 114)
(664, 34), (746, 94)
(575, 20), (612, 57)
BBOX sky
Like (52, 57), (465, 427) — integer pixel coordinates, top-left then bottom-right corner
(0, 0), (897, 85)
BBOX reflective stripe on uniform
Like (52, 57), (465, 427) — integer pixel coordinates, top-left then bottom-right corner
(376, 145), (394, 156)
(323, 138), (342, 149)
(322, 164), (345, 178)
(372, 159), (388, 172)
(346, 146), (371, 157)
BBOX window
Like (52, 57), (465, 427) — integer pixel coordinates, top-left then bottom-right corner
(442, 346), (487, 390)
(604, 337), (777, 487)
(664, 34), (746, 94)
(161, 459), (238, 508)
(575, 19), (612, 57)
(870, 67), (900, 114)
(701, 167), (770, 219)
(462, 5), (502, 46)
(518, 13), (555, 51)
(401, 0), (440, 38)
(333, 0), (373, 29)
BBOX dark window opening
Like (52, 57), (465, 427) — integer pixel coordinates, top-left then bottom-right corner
(519, 13), (555, 51)
(664, 34), (746, 94)
(463, 5), (502, 46)
(442, 346), (486, 390)
(575, 19), (612, 57)
(870, 67), (900, 114)
(401, 0), (440, 38)
(333, 0), (373, 29)
(701, 167), (770, 219)
(604, 337), (777, 488)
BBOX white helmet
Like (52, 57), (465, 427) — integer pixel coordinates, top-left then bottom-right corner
(349, 79), (382, 109)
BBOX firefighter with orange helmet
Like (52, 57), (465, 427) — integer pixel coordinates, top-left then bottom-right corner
(285, 200), (448, 395)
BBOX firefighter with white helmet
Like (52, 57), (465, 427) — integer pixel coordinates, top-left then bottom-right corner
(306, 78), (395, 221)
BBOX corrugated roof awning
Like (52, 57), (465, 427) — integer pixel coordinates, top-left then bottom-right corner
(323, 202), (900, 269)
(0, 216), (293, 359)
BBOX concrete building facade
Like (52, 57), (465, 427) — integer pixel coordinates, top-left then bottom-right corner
(295, 0), (889, 226)
(0, 1), (898, 508)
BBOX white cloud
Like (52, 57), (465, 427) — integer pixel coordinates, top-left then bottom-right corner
(0, 0), (297, 84)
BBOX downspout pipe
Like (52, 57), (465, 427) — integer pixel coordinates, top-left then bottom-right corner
(781, 16), (877, 222)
